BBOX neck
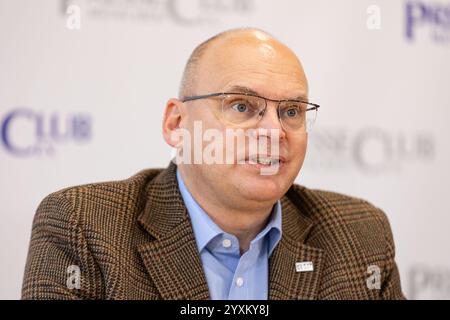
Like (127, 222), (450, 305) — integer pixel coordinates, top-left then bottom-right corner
(178, 166), (276, 254)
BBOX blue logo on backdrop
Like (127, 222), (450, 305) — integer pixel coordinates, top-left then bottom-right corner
(405, 0), (450, 43)
(1, 108), (92, 157)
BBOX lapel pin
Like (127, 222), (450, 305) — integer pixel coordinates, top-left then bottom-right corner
(296, 261), (314, 272)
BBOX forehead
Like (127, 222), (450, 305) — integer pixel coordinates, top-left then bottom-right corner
(196, 35), (308, 100)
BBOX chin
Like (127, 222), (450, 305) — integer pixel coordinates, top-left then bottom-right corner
(237, 175), (286, 202)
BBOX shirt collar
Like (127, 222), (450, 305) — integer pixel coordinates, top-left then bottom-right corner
(176, 169), (282, 256)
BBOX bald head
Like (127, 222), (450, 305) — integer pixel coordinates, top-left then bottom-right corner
(178, 28), (308, 100)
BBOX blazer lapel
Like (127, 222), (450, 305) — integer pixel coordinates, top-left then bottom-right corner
(269, 189), (324, 300)
(137, 161), (210, 300)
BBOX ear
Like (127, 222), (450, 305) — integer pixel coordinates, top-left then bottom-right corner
(162, 98), (186, 147)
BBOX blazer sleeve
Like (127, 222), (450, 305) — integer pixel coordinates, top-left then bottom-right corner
(378, 208), (406, 300)
(21, 193), (104, 299)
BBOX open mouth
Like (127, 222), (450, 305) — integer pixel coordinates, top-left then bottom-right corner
(246, 155), (285, 167)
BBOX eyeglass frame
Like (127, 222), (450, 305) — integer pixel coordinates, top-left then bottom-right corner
(181, 92), (321, 131)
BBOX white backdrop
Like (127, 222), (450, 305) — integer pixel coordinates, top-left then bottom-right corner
(1, 0), (449, 299)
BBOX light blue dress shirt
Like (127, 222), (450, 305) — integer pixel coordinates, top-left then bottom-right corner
(176, 169), (282, 300)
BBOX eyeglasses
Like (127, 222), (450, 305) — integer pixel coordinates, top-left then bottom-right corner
(181, 92), (320, 132)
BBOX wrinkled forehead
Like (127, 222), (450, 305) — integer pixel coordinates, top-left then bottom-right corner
(195, 34), (308, 99)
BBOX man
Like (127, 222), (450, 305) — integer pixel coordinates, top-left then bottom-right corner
(22, 28), (404, 299)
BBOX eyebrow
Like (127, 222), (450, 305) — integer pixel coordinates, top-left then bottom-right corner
(224, 85), (308, 101)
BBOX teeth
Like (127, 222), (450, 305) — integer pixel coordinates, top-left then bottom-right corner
(257, 157), (272, 165)
(250, 156), (280, 165)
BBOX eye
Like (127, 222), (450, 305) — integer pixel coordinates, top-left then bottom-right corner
(285, 107), (299, 118)
(231, 102), (249, 113)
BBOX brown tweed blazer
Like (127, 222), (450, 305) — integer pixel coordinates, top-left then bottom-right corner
(22, 161), (405, 300)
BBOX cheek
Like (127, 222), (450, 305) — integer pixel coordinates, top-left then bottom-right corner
(289, 133), (308, 162)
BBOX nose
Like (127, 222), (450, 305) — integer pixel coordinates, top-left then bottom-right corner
(257, 102), (286, 140)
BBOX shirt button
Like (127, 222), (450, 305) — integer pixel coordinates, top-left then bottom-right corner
(222, 239), (232, 248)
(236, 277), (244, 287)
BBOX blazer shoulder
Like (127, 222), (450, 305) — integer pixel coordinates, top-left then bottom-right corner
(34, 167), (165, 228)
(289, 183), (388, 224)
(45, 167), (164, 204)
(287, 183), (393, 248)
